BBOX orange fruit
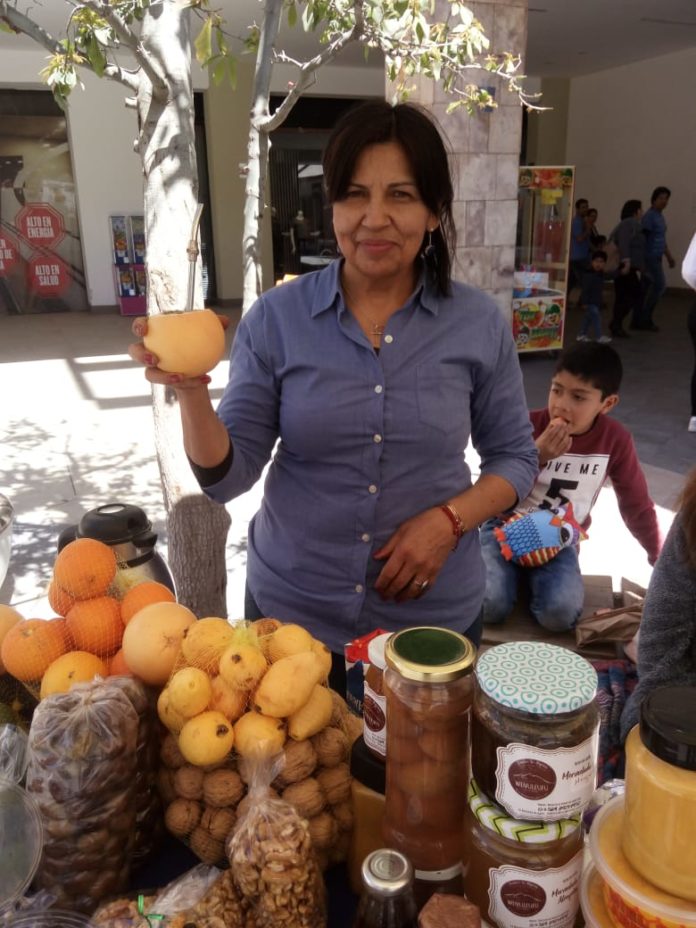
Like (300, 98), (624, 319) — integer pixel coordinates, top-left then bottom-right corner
(121, 580), (175, 625)
(66, 596), (123, 657)
(40, 650), (107, 699)
(108, 648), (132, 676)
(1, 618), (70, 682)
(53, 538), (117, 600)
(47, 581), (75, 617)
(0, 605), (23, 674)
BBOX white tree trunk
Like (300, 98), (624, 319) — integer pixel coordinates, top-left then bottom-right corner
(241, 0), (284, 312)
(138, 1), (230, 616)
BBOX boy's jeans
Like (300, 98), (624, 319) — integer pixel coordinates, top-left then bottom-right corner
(579, 303), (602, 339)
(479, 518), (585, 632)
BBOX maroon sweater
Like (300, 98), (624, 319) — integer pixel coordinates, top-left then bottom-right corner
(517, 409), (661, 564)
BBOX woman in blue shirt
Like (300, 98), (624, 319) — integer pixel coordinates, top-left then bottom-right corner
(130, 101), (538, 672)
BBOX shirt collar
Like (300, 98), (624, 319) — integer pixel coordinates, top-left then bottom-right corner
(310, 258), (440, 317)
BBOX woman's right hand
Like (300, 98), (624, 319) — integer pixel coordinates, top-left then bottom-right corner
(128, 316), (226, 389)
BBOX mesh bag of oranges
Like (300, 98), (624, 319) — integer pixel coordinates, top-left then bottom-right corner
(155, 617), (358, 870)
(0, 538), (176, 701)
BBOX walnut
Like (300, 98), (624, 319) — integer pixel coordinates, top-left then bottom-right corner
(274, 738), (318, 787)
(190, 825), (226, 865)
(282, 777), (326, 820)
(307, 810), (339, 850)
(316, 763), (351, 806)
(311, 726), (349, 768)
(160, 732), (186, 769)
(156, 767), (177, 804)
(332, 800), (353, 832)
(236, 787), (279, 823)
(203, 768), (245, 808)
(201, 805), (237, 842)
(174, 765), (205, 800)
(164, 798), (201, 838)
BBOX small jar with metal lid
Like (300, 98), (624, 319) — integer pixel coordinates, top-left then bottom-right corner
(472, 642), (599, 821)
(363, 632), (392, 761)
(623, 685), (696, 901)
(463, 779), (584, 928)
(383, 626), (476, 905)
(353, 848), (418, 928)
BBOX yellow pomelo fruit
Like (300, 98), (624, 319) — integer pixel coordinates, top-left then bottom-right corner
(157, 687), (187, 733)
(178, 710), (234, 766)
(168, 666), (212, 718)
(180, 617), (237, 675)
(143, 309), (226, 378)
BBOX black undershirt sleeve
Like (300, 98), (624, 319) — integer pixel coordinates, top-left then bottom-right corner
(187, 437), (234, 488)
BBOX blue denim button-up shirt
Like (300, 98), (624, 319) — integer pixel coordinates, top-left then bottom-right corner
(203, 260), (537, 652)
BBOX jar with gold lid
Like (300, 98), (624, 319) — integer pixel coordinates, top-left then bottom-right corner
(383, 626), (475, 906)
(472, 642), (599, 821)
(623, 685), (696, 901)
(463, 779), (584, 928)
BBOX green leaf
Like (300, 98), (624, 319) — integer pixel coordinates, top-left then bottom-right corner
(0, 20), (16, 34)
(86, 36), (107, 78)
(194, 17), (213, 65)
(287, 2), (297, 28)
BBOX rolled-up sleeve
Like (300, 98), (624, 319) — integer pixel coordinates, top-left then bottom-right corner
(470, 313), (539, 503)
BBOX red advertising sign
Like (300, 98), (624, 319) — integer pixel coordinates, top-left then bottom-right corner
(0, 231), (19, 276)
(27, 255), (70, 296)
(16, 203), (65, 249)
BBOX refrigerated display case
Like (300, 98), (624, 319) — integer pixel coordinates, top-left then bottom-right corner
(512, 166), (575, 353)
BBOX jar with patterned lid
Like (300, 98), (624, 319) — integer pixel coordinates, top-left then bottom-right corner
(463, 779), (584, 928)
(383, 626), (476, 906)
(472, 642), (599, 822)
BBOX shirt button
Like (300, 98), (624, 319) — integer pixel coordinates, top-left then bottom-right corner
(384, 334), (394, 344)
(361, 533), (371, 542)
(373, 434), (383, 443)
(355, 584), (364, 594)
(368, 484), (378, 494)
(374, 384), (383, 394)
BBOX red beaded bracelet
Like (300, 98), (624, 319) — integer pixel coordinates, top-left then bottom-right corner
(440, 503), (465, 550)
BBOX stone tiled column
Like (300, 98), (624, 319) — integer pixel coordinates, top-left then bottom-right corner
(396, 0), (527, 319)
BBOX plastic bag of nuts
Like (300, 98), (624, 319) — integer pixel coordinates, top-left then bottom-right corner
(25, 679), (139, 913)
(226, 756), (326, 928)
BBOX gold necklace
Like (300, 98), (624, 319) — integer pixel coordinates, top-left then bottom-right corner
(342, 284), (388, 339)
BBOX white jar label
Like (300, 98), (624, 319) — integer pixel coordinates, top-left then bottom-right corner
(363, 682), (387, 756)
(488, 851), (583, 928)
(494, 729), (599, 820)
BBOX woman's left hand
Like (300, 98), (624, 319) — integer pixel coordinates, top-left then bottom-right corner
(373, 508), (454, 602)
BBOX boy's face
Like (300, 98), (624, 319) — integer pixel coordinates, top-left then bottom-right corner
(591, 256), (605, 273)
(548, 370), (618, 436)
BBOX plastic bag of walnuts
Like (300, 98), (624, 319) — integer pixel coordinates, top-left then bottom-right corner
(226, 755), (326, 928)
(25, 678), (139, 913)
(158, 688), (356, 871)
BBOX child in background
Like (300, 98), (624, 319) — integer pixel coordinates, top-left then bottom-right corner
(577, 250), (626, 343)
(481, 342), (662, 631)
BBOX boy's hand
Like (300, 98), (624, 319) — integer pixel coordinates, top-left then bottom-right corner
(536, 417), (572, 467)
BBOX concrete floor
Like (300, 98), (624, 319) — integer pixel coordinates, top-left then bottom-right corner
(0, 290), (693, 618)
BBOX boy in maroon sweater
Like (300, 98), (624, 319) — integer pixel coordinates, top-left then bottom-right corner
(481, 342), (661, 630)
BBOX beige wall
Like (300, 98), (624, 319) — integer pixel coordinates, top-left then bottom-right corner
(525, 78), (570, 167)
(566, 46), (696, 288)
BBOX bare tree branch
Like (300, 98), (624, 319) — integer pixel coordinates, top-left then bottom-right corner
(81, 0), (168, 97)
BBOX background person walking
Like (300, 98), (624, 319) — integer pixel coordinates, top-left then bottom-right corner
(633, 186), (675, 332)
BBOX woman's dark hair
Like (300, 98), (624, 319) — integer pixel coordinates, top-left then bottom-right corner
(322, 100), (455, 296)
(620, 199), (642, 220)
(679, 468), (696, 569)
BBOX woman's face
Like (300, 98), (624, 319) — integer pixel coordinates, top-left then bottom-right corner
(332, 141), (438, 288)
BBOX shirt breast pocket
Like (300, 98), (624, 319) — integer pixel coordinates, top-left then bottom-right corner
(416, 363), (472, 436)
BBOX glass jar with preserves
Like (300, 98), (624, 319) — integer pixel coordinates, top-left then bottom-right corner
(353, 848), (418, 928)
(383, 626), (476, 905)
(363, 632), (392, 761)
(623, 685), (696, 901)
(472, 642), (599, 821)
(463, 779), (584, 928)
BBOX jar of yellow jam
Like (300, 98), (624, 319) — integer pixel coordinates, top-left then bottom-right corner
(623, 686), (696, 901)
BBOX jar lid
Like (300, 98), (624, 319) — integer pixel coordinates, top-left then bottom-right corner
(361, 848), (413, 897)
(475, 642), (597, 714)
(367, 632), (392, 672)
(639, 685), (696, 771)
(468, 779), (581, 843)
(385, 627), (475, 683)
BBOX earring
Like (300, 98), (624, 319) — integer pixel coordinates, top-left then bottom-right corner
(423, 228), (437, 266)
